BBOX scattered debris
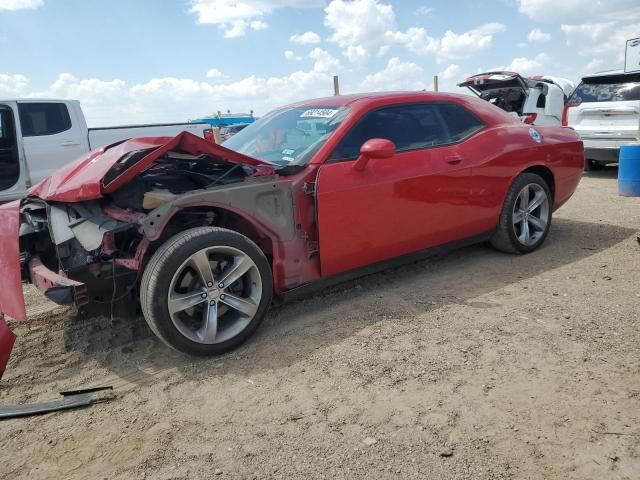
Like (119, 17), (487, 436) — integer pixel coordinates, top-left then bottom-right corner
(439, 448), (454, 457)
(0, 386), (113, 420)
(363, 437), (378, 446)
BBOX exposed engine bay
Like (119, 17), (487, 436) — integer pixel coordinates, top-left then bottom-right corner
(17, 148), (273, 318)
(110, 151), (251, 211)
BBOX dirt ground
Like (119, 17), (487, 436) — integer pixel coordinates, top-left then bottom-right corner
(1, 168), (639, 480)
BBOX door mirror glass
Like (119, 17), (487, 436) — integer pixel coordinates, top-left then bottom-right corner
(354, 138), (395, 170)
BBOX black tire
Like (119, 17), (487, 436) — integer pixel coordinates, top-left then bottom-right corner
(584, 159), (604, 171)
(140, 227), (273, 356)
(490, 173), (552, 254)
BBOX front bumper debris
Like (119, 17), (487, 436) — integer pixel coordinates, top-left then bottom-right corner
(28, 257), (88, 306)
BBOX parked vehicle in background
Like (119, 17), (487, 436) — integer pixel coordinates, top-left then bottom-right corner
(0, 99), (213, 201)
(563, 70), (640, 170)
(459, 71), (574, 126)
(0, 91), (585, 377)
(191, 112), (255, 128)
(220, 123), (249, 141)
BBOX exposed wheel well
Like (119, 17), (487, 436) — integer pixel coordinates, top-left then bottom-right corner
(152, 206), (274, 264)
(521, 165), (555, 201)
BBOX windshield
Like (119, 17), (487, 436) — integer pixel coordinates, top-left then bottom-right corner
(570, 74), (640, 103)
(223, 105), (350, 166)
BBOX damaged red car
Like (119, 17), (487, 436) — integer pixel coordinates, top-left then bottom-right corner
(0, 92), (584, 376)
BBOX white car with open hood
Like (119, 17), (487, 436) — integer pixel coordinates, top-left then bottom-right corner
(458, 71), (574, 126)
(562, 70), (640, 170)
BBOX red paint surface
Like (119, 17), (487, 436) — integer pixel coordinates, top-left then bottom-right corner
(0, 315), (16, 379)
(0, 201), (26, 322)
(29, 132), (275, 202)
(309, 94), (583, 278)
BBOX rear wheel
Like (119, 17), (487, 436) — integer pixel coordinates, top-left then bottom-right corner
(490, 173), (552, 254)
(140, 227), (273, 356)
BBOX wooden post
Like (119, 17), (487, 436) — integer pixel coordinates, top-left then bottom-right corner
(333, 75), (340, 96)
(433, 75), (439, 92)
(213, 127), (222, 144)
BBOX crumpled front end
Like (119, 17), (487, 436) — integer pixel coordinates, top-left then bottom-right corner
(0, 133), (278, 379)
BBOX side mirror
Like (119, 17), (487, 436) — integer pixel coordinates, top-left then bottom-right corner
(353, 138), (396, 171)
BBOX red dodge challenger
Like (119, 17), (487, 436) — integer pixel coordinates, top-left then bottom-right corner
(0, 92), (584, 376)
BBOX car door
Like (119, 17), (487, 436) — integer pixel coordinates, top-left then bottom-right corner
(315, 102), (479, 278)
(0, 102), (26, 197)
(18, 101), (87, 184)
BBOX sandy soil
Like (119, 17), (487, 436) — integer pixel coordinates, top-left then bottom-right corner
(1, 169), (639, 480)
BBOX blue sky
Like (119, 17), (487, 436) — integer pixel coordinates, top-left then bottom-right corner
(1, 0), (638, 126)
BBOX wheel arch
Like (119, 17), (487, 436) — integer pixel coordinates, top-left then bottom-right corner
(145, 203), (278, 270)
(518, 164), (555, 201)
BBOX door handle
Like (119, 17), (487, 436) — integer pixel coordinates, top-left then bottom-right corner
(446, 156), (463, 165)
(61, 141), (80, 146)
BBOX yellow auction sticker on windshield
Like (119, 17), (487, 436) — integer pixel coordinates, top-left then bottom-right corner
(300, 108), (339, 118)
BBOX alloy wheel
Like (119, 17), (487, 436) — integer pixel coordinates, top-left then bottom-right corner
(512, 183), (550, 247)
(167, 246), (262, 344)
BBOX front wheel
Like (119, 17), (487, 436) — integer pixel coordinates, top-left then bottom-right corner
(140, 227), (273, 356)
(490, 173), (552, 254)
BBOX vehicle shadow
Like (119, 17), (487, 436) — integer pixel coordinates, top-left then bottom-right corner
(58, 217), (636, 390)
(583, 165), (618, 180)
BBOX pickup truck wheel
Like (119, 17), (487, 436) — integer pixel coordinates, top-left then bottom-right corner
(140, 227), (273, 356)
(490, 173), (552, 254)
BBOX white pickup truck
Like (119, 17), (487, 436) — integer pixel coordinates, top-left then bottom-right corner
(0, 99), (214, 201)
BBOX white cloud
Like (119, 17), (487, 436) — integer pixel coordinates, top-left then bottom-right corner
(0, 0), (42, 10)
(416, 6), (433, 16)
(560, 22), (614, 45)
(0, 73), (31, 96)
(325, 0), (395, 61)
(289, 31), (321, 44)
(189, 0), (323, 37)
(358, 57), (428, 92)
(516, 0), (640, 23)
(250, 19), (268, 30)
(583, 58), (604, 73)
(561, 21), (639, 61)
(391, 22), (506, 61)
(206, 68), (224, 79)
(324, 0), (505, 63)
(0, 65), (339, 126)
(309, 48), (340, 73)
(491, 53), (550, 75)
(527, 28), (551, 43)
(284, 50), (302, 61)
(439, 64), (461, 81)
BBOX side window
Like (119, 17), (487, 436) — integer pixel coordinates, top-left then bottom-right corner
(434, 103), (484, 143)
(0, 107), (16, 148)
(18, 103), (72, 137)
(536, 94), (546, 108)
(331, 104), (449, 161)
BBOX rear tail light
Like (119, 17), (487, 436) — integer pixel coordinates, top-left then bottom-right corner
(562, 99), (581, 127)
(203, 128), (214, 143)
(561, 105), (571, 126)
(523, 113), (537, 125)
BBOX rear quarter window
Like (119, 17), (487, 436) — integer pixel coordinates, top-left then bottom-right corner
(18, 102), (72, 137)
(434, 103), (485, 142)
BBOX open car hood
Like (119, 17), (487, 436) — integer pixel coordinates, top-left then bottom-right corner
(458, 71), (529, 94)
(30, 131), (276, 202)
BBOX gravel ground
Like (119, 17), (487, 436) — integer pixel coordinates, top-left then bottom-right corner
(1, 168), (639, 480)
